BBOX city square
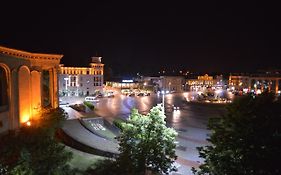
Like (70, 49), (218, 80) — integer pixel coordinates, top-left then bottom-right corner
(1, 1), (281, 175)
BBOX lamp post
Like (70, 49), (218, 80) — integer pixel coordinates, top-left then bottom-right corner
(169, 82), (171, 92)
(64, 77), (69, 96)
(161, 90), (165, 112)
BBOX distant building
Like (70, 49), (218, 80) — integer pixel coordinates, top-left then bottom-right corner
(160, 76), (184, 92)
(229, 73), (281, 94)
(0, 45), (62, 133)
(58, 57), (104, 96)
(106, 79), (140, 89)
(187, 74), (214, 91)
(187, 74), (225, 91)
(141, 76), (161, 92)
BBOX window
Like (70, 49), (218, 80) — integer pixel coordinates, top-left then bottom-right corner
(0, 67), (8, 111)
(80, 83), (83, 87)
(70, 76), (76, 87)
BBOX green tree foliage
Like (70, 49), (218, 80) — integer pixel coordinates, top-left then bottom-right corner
(117, 106), (178, 175)
(193, 93), (281, 175)
(0, 108), (76, 175)
(89, 106), (178, 175)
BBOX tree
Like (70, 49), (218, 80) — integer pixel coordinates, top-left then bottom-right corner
(0, 108), (76, 175)
(192, 93), (281, 175)
(117, 106), (178, 175)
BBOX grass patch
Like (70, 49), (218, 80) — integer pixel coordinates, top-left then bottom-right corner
(83, 101), (95, 110)
(113, 118), (126, 130)
(65, 146), (105, 171)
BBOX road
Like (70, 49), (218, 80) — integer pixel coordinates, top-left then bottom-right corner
(60, 92), (226, 175)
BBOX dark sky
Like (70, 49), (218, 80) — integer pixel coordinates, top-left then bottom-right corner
(1, 1), (281, 75)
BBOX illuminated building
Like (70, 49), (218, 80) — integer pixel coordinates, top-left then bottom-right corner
(160, 76), (184, 92)
(229, 73), (281, 94)
(187, 74), (214, 91)
(58, 57), (104, 96)
(106, 79), (139, 89)
(0, 45), (62, 133)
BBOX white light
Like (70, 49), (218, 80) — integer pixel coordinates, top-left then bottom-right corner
(215, 89), (222, 94)
(161, 90), (165, 94)
(166, 90), (169, 94)
(122, 80), (133, 83)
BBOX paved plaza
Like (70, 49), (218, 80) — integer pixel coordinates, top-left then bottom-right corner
(60, 92), (226, 175)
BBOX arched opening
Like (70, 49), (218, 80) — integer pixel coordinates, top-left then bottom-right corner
(18, 66), (31, 123)
(0, 65), (9, 112)
(31, 71), (41, 118)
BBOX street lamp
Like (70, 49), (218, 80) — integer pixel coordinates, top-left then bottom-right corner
(161, 90), (165, 112)
(169, 82), (171, 91)
(64, 77), (69, 96)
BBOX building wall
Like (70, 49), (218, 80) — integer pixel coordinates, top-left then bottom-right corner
(0, 46), (62, 133)
(106, 81), (140, 89)
(187, 74), (225, 91)
(58, 57), (104, 96)
(229, 75), (281, 93)
(160, 76), (184, 92)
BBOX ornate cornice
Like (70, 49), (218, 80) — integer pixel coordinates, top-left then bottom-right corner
(0, 45), (63, 61)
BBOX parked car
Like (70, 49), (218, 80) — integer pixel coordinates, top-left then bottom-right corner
(85, 96), (99, 102)
(137, 93), (144, 96)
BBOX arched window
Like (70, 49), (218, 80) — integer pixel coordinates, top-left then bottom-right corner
(0, 66), (8, 111)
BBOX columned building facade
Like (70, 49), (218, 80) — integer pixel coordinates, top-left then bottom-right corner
(229, 75), (281, 94)
(58, 57), (104, 96)
(0, 46), (62, 134)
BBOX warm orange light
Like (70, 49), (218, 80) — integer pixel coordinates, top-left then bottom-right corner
(21, 114), (30, 123)
(26, 121), (31, 126)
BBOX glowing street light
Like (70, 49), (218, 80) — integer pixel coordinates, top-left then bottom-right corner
(26, 121), (31, 127)
(64, 77), (69, 96)
(161, 90), (165, 112)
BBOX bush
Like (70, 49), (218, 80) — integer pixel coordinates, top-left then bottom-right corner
(112, 119), (125, 131)
(0, 108), (77, 175)
(83, 101), (95, 110)
(70, 104), (86, 112)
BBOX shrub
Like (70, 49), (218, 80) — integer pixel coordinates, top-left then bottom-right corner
(83, 101), (95, 110)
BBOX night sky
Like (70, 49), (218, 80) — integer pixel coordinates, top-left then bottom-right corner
(1, 1), (281, 76)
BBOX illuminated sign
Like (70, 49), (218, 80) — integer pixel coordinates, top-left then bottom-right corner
(122, 80), (133, 83)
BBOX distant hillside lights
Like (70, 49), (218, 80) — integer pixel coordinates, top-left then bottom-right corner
(58, 57), (104, 97)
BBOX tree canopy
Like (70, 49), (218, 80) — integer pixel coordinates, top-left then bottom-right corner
(0, 108), (75, 175)
(117, 106), (178, 174)
(193, 93), (281, 175)
(91, 106), (178, 175)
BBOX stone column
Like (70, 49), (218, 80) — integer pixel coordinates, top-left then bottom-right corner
(49, 68), (59, 108)
(10, 69), (19, 130)
(248, 78), (251, 91)
(261, 79), (264, 92)
(49, 68), (54, 108)
(53, 68), (59, 108)
(276, 79), (279, 94)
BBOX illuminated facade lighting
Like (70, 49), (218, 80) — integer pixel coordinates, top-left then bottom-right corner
(58, 57), (104, 96)
(0, 45), (62, 133)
